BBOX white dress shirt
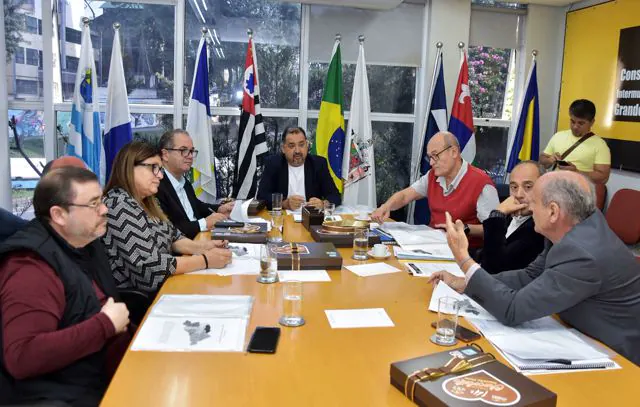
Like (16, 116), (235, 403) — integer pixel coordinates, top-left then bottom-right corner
(165, 170), (208, 231)
(410, 160), (500, 222)
(288, 164), (306, 198)
(506, 215), (531, 239)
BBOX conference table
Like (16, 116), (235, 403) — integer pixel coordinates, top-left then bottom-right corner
(100, 213), (638, 406)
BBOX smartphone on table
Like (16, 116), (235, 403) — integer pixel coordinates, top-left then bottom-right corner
(247, 326), (281, 353)
(430, 321), (481, 342)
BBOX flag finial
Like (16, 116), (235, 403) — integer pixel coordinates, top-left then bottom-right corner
(335, 33), (341, 42)
(112, 22), (120, 30)
(358, 35), (365, 44)
(201, 27), (208, 36)
(247, 28), (253, 37)
(458, 42), (465, 49)
(82, 17), (90, 26)
(532, 49), (539, 57)
(436, 42), (443, 49)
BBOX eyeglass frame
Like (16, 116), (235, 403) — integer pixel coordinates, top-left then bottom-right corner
(63, 200), (106, 211)
(426, 145), (453, 163)
(164, 147), (199, 158)
(135, 162), (164, 176)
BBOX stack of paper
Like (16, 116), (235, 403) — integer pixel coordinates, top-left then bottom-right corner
(131, 295), (254, 352)
(404, 262), (464, 278)
(380, 223), (447, 246)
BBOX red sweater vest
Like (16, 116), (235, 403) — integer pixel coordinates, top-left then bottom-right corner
(426, 165), (493, 247)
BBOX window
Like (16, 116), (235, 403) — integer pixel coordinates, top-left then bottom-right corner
(308, 63), (416, 114)
(9, 110), (45, 219)
(473, 125), (509, 184)
(15, 47), (25, 64)
(184, 0), (301, 109)
(38, 50), (43, 68)
(16, 79), (38, 95)
(66, 56), (79, 73)
(468, 46), (514, 119)
(25, 16), (39, 34)
(65, 28), (82, 45)
(25, 48), (39, 66)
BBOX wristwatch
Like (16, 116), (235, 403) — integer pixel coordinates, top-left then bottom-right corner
(463, 224), (471, 236)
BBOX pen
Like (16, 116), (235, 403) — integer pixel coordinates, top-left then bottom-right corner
(544, 359), (571, 365)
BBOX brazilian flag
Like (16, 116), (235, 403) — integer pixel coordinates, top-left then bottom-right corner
(315, 39), (345, 193)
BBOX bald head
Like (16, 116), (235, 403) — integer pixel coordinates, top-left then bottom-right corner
(427, 131), (460, 151)
(538, 171), (596, 224)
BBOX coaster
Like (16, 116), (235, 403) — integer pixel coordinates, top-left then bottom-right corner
(430, 334), (458, 347)
(279, 316), (305, 327)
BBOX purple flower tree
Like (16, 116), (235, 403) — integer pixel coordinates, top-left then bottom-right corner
(468, 46), (512, 119)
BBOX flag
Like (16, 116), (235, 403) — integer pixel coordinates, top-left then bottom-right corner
(187, 36), (217, 202)
(51, 1), (62, 104)
(233, 36), (267, 199)
(505, 59), (539, 174)
(103, 26), (132, 182)
(342, 39), (375, 208)
(408, 48), (447, 225)
(68, 23), (104, 183)
(449, 51), (475, 163)
(315, 38), (345, 193)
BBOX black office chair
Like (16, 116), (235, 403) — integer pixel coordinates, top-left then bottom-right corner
(118, 288), (154, 326)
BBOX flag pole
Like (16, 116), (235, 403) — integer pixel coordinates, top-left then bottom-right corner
(502, 49), (538, 184)
(411, 42), (443, 186)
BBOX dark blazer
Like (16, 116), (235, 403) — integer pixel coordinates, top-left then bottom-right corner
(480, 215), (544, 274)
(257, 154), (341, 209)
(0, 208), (27, 243)
(465, 210), (640, 365)
(156, 171), (219, 239)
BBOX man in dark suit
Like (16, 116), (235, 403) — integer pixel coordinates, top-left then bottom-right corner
(257, 126), (341, 210)
(480, 160), (544, 273)
(429, 171), (640, 365)
(156, 130), (233, 239)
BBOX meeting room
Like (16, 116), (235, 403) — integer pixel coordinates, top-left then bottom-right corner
(1, 0), (639, 406)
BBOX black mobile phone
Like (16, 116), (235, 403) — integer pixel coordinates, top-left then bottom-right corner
(247, 326), (281, 353)
(430, 321), (481, 343)
(556, 160), (570, 166)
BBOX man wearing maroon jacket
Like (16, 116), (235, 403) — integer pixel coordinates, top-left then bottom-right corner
(0, 167), (130, 406)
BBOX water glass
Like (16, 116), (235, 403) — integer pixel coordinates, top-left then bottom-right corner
(272, 193), (283, 212)
(433, 297), (459, 346)
(324, 202), (335, 221)
(352, 227), (369, 261)
(257, 244), (278, 284)
(279, 280), (305, 327)
(269, 210), (284, 242)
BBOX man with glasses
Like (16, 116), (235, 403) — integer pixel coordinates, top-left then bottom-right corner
(371, 131), (498, 247)
(156, 129), (233, 239)
(257, 126), (341, 210)
(0, 167), (130, 405)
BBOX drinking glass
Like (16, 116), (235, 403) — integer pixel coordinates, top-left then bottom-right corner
(432, 297), (459, 346)
(272, 193), (283, 212)
(352, 227), (369, 261)
(269, 210), (284, 242)
(257, 244), (278, 284)
(324, 202), (335, 221)
(279, 280), (305, 327)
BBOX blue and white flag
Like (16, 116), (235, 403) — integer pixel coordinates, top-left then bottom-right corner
(68, 23), (104, 183)
(408, 48), (447, 225)
(187, 36), (217, 202)
(103, 26), (132, 182)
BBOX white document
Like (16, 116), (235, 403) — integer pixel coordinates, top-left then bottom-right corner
(325, 308), (394, 328)
(489, 330), (608, 361)
(230, 199), (252, 222)
(394, 244), (454, 261)
(292, 213), (302, 222)
(345, 262), (401, 277)
(404, 262), (464, 278)
(429, 282), (496, 321)
(190, 243), (262, 276)
(381, 223), (447, 246)
(278, 269), (331, 282)
(466, 316), (565, 337)
(131, 316), (248, 352)
(286, 209), (301, 215)
(151, 294), (254, 318)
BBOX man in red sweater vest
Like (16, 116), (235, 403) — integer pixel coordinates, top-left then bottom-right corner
(371, 131), (498, 246)
(0, 167), (130, 406)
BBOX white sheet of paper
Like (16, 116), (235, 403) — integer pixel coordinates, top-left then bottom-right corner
(286, 209), (301, 215)
(190, 244), (261, 276)
(404, 262), (464, 278)
(466, 316), (565, 337)
(277, 269), (331, 282)
(131, 316), (248, 352)
(325, 308), (394, 328)
(429, 282), (496, 320)
(381, 223), (447, 246)
(345, 262), (401, 277)
(394, 244), (455, 261)
(489, 330), (608, 361)
(151, 294), (254, 318)
(292, 213), (302, 222)
(230, 199), (250, 222)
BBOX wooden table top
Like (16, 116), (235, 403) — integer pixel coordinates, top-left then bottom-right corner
(101, 213), (638, 406)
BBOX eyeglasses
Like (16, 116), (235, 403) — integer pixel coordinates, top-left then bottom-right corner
(165, 148), (199, 158)
(135, 162), (163, 176)
(426, 145), (452, 163)
(65, 200), (105, 212)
